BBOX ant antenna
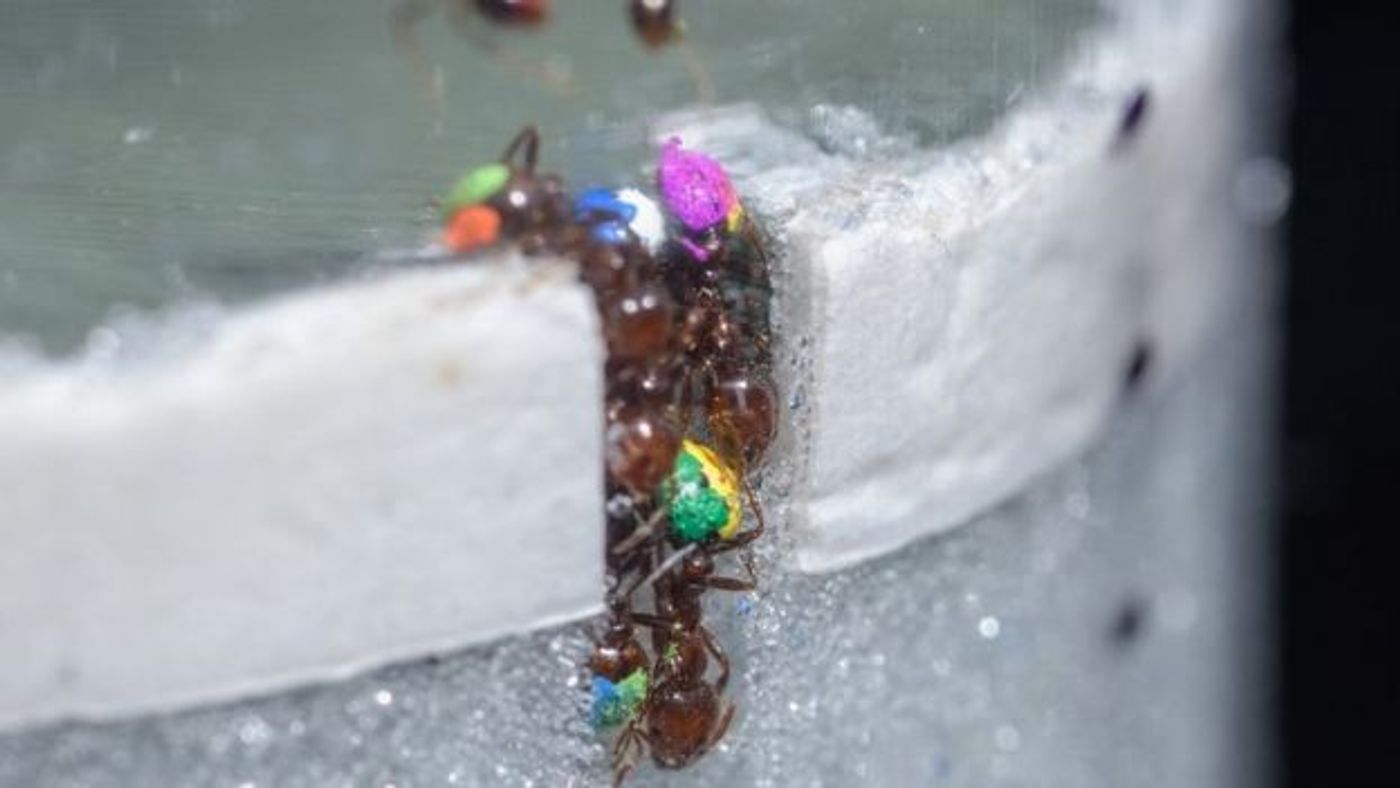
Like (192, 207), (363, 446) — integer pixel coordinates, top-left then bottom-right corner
(611, 506), (666, 556)
(628, 543), (697, 598)
(501, 125), (541, 171)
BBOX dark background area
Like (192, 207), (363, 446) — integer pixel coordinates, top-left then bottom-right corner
(1283, 0), (1398, 784)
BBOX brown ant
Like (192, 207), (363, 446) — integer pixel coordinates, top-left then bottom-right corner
(610, 623), (736, 783)
(629, 0), (679, 48)
(608, 551), (749, 784)
(705, 360), (778, 467)
(392, 0), (571, 103)
(590, 596), (651, 684)
(440, 126), (582, 256)
(627, 0), (714, 103)
(608, 438), (767, 596)
(669, 287), (779, 464)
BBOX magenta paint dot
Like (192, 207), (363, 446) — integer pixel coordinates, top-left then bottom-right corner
(656, 137), (738, 232)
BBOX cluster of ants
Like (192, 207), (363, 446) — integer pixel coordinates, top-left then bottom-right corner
(432, 126), (777, 784)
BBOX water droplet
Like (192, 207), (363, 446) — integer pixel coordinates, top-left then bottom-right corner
(978, 616), (1001, 639)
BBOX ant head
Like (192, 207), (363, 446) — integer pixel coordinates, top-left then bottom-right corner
(630, 0), (679, 49)
(681, 549), (713, 582)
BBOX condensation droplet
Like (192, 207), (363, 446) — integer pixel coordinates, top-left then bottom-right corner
(978, 616), (1002, 639)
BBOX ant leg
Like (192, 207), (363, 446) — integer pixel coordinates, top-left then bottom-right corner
(709, 472), (767, 558)
(611, 507), (666, 558)
(612, 724), (652, 788)
(500, 126), (540, 172)
(626, 611), (675, 632)
(700, 701), (737, 755)
(672, 39), (715, 105)
(741, 218), (770, 266)
(700, 624), (731, 693)
(607, 545), (649, 589)
(444, 5), (575, 95)
(706, 523), (763, 556)
(739, 547), (759, 586)
(391, 0), (448, 121)
(698, 574), (755, 593)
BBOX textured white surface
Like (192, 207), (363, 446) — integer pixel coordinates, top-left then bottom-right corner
(664, 2), (1249, 572)
(0, 261), (604, 730)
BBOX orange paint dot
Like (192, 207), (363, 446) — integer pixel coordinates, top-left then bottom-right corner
(442, 205), (502, 254)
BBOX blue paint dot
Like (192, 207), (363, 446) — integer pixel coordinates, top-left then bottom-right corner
(590, 221), (630, 246)
(574, 187), (637, 223)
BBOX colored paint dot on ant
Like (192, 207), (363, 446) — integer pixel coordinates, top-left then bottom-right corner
(736, 596), (753, 616)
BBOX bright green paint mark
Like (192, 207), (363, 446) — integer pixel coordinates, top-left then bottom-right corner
(444, 163), (509, 215)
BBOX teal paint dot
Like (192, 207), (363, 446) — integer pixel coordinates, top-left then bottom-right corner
(444, 163), (509, 215)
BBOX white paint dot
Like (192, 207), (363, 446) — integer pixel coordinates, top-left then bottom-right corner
(374, 689), (394, 707)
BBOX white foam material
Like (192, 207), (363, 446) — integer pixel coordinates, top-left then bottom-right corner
(662, 2), (1249, 572)
(0, 261), (604, 729)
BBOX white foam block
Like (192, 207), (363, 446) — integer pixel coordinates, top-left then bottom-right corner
(664, 2), (1251, 572)
(0, 261), (603, 729)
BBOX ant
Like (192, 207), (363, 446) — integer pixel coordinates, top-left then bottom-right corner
(609, 438), (766, 582)
(655, 138), (768, 266)
(439, 126), (577, 256)
(589, 594), (654, 731)
(607, 529), (755, 783)
(666, 287), (778, 465)
(628, 1), (714, 103)
(609, 619), (736, 783)
(392, 0), (571, 103)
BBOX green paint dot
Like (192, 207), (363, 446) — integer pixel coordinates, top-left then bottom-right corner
(444, 163), (509, 214)
(663, 449), (731, 543)
(617, 669), (648, 710)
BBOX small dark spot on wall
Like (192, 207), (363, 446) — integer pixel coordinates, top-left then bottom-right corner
(1109, 596), (1150, 647)
(1123, 338), (1154, 393)
(1113, 86), (1152, 151)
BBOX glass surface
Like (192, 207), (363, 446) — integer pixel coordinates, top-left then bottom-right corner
(0, 0), (1097, 353)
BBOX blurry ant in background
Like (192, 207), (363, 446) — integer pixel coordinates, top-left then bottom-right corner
(629, 0), (714, 103)
(392, 0), (714, 108)
(392, 0), (572, 104)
